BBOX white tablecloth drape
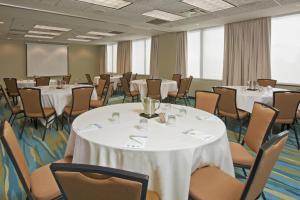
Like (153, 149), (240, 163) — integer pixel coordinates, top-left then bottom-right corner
(19, 84), (97, 116)
(64, 103), (234, 200)
(130, 79), (178, 100)
(227, 86), (287, 113)
(17, 79), (57, 88)
(93, 75), (122, 90)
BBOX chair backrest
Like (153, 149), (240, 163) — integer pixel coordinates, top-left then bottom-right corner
(257, 79), (277, 87)
(35, 77), (50, 86)
(172, 74), (181, 88)
(0, 84), (14, 112)
(146, 79), (162, 100)
(120, 78), (131, 97)
(186, 76), (193, 93)
(244, 103), (279, 153)
(0, 121), (32, 199)
(19, 88), (44, 118)
(213, 87), (238, 117)
(85, 74), (93, 85)
(3, 78), (19, 95)
(124, 72), (132, 83)
(70, 87), (94, 115)
(100, 74), (110, 87)
(63, 75), (71, 84)
(177, 78), (189, 97)
(50, 163), (149, 200)
(273, 91), (300, 124)
(132, 73), (138, 80)
(103, 83), (114, 106)
(195, 90), (220, 114)
(96, 79), (106, 98)
(241, 131), (288, 200)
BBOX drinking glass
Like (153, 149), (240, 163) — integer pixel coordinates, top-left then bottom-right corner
(112, 112), (120, 122)
(167, 115), (176, 126)
(178, 108), (187, 117)
(139, 118), (148, 130)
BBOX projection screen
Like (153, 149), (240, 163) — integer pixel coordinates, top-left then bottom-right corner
(27, 43), (68, 77)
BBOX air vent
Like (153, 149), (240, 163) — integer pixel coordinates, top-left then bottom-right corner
(146, 19), (168, 25)
(9, 28), (27, 35)
(109, 31), (123, 34)
(180, 9), (205, 17)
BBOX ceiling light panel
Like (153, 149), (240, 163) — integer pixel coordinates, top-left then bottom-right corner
(68, 38), (91, 42)
(182, 0), (234, 12)
(25, 34), (54, 39)
(0, 22), (4, 24)
(28, 30), (61, 36)
(87, 31), (116, 36)
(76, 35), (102, 39)
(34, 25), (71, 32)
(77, 0), (131, 9)
(142, 10), (185, 21)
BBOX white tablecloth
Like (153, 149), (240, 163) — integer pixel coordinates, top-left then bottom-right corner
(64, 103), (234, 200)
(130, 79), (178, 100)
(17, 79), (57, 88)
(93, 75), (122, 90)
(19, 84), (97, 116)
(228, 86), (287, 113)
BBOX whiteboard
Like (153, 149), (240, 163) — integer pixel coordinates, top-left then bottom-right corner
(27, 43), (68, 77)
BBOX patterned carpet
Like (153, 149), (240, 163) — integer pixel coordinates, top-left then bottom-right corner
(0, 95), (299, 200)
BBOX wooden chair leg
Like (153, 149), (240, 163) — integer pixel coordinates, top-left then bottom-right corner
(238, 120), (243, 143)
(42, 120), (48, 141)
(20, 117), (27, 139)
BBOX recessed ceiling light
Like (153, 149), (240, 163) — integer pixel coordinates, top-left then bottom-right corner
(142, 10), (185, 21)
(25, 34), (54, 39)
(182, 0), (234, 12)
(0, 22), (4, 24)
(87, 31), (116, 36)
(28, 30), (61, 36)
(34, 25), (71, 32)
(67, 38), (91, 42)
(77, 0), (131, 9)
(76, 35), (102, 39)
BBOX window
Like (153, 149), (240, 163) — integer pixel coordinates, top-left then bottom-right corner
(132, 38), (151, 74)
(187, 26), (224, 80)
(271, 14), (300, 85)
(106, 43), (117, 73)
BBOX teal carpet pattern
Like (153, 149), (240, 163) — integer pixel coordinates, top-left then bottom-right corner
(0, 95), (299, 200)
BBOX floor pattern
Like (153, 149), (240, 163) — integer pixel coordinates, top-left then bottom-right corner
(0, 95), (299, 200)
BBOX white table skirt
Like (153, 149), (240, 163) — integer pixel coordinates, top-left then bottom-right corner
(64, 103), (234, 200)
(130, 79), (178, 100)
(93, 75), (122, 90)
(17, 79), (57, 88)
(19, 84), (97, 116)
(227, 86), (287, 113)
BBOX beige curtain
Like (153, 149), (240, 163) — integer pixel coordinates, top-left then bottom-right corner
(150, 35), (159, 78)
(99, 45), (106, 74)
(175, 32), (187, 77)
(117, 41), (132, 74)
(223, 17), (271, 86)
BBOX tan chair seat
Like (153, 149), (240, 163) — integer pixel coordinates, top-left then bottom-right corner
(63, 106), (87, 116)
(230, 142), (255, 167)
(168, 91), (177, 97)
(90, 99), (104, 108)
(146, 191), (160, 200)
(8, 92), (19, 96)
(131, 90), (140, 96)
(275, 118), (294, 124)
(12, 105), (23, 114)
(27, 107), (55, 118)
(190, 166), (244, 200)
(219, 109), (248, 119)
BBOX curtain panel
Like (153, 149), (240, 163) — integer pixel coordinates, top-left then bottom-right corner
(99, 45), (106, 74)
(150, 35), (159, 78)
(117, 41), (132, 74)
(175, 32), (187, 77)
(223, 17), (271, 86)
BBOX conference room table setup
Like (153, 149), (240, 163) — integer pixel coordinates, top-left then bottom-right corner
(65, 102), (234, 200)
(17, 79), (57, 88)
(227, 85), (287, 113)
(93, 74), (122, 90)
(130, 79), (178, 99)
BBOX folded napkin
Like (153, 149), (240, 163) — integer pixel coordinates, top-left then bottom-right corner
(75, 123), (102, 134)
(182, 129), (215, 141)
(124, 135), (148, 149)
(195, 115), (217, 121)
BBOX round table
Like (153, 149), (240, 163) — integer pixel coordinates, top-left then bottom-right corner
(130, 79), (178, 100)
(93, 75), (122, 90)
(17, 79), (57, 88)
(227, 86), (287, 113)
(65, 103), (234, 200)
